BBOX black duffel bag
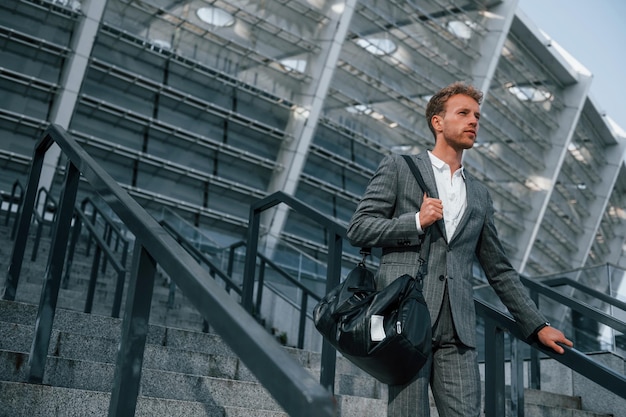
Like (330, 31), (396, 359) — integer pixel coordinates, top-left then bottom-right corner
(313, 251), (432, 385)
(314, 155), (434, 385)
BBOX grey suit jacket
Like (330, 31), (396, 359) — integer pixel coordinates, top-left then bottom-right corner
(347, 152), (546, 348)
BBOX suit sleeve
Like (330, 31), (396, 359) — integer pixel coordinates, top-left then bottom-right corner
(475, 191), (547, 339)
(347, 154), (421, 248)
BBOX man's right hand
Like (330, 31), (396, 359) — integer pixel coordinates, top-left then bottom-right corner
(419, 192), (443, 229)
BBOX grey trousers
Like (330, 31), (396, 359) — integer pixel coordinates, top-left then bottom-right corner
(387, 287), (481, 417)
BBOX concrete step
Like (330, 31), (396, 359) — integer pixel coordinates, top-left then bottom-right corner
(520, 403), (609, 417)
(0, 351), (385, 417)
(522, 388), (582, 410)
(0, 300), (383, 398)
(503, 388), (611, 417)
(7, 274), (217, 333)
(1, 318), (608, 417)
(0, 350), (284, 412)
(0, 380), (287, 417)
(0, 378), (386, 417)
(0, 320), (382, 401)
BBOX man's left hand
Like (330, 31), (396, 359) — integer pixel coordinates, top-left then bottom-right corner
(537, 326), (573, 354)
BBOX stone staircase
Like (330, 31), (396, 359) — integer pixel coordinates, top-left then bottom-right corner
(0, 299), (388, 416)
(0, 218), (617, 416)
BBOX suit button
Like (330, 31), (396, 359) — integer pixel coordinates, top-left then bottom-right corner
(438, 275), (445, 281)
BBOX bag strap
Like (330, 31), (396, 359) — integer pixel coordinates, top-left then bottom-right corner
(401, 154), (431, 196)
(358, 247), (371, 266)
(401, 154), (432, 281)
(358, 155), (433, 282)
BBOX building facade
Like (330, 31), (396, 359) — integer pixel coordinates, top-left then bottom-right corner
(1, 0), (625, 315)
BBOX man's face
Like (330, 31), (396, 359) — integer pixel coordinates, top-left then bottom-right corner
(435, 94), (480, 150)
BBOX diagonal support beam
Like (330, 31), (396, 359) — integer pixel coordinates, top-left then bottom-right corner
(38, 0), (107, 199)
(262, 1), (357, 254)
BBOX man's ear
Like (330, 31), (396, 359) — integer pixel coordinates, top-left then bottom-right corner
(431, 114), (443, 132)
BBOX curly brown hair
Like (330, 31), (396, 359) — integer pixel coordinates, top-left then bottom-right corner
(425, 82), (483, 139)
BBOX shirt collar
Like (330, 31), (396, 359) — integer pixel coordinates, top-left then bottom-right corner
(427, 151), (466, 179)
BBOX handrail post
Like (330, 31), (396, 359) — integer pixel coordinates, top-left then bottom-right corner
(108, 241), (157, 417)
(30, 188), (58, 262)
(510, 337), (525, 417)
(101, 223), (112, 274)
(28, 161), (80, 383)
(256, 260), (266, 315)
(529, 288), (541, 389)
(63, 212), (82, 289)
(84, 245), (102, 314)
(530, 343), (541, 389)
(2, 142), (46, 301)
(85, 205), (97, 256)
(319, 229), (342, 393)
(298, 294), (308, 349)
(4, 180), (23, 228)
(242, 205), (262, 313)
(111, 269), (126, 318)
(167, 278), (176, 308)
(227, 245), (236, 276)
(484, 319), (505, 417)
(31, 208), (44, 261)
(9, 182), (23, 240)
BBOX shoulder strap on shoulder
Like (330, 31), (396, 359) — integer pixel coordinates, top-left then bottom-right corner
(401, 154), (430, 195)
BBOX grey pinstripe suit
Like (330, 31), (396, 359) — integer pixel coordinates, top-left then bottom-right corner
(347, 152), (547, 417)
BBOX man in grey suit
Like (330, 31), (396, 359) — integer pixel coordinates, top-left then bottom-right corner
(346, 82), (572, 417)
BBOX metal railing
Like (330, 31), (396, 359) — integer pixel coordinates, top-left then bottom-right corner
(521, 274), (626, 389)
(160, 220), (242, 298)
(478, 298), (626, 417)
(1, 124), (336, 417)
(8, 189), (131, 319)
(29, 187), (57, 262)
(242, 191), (347, 393)
(3, 179), (23, 239)
(65, 197), (130, 318)
(241, 191), (626, 416)
(531, 275), (626, 318)
(159, 220), (323, 349)
(227, 240), (323, 349)
(159, 219), (241, 332)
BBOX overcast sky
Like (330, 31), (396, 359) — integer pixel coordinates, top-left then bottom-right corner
(518, 0), (626, 134)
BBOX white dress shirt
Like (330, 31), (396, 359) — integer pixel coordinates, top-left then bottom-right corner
(415, 151), (467, 240)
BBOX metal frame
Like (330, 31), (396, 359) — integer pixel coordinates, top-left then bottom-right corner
(242, 190), (346, 392)
(3, 124), (336, 417)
